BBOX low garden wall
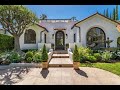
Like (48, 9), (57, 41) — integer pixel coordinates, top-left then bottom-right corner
(48, 49), (53, 63)
(68, 48), (73, 61)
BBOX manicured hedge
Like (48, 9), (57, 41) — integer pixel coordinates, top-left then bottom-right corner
(0, 34), (14, 51)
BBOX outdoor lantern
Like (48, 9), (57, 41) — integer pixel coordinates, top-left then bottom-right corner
(66, 34), (68, 39)
(52, 34), (54, 38)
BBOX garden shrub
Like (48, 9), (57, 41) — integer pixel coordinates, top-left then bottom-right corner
(78, 46), (93, 63)
(102, 51), (112, 62)
(41, 44), (48, 62)
(26, 57), (33, 63)
(33, 52), (42, 63)
(0, 34), (14, 51)
(72, 45), (80, 62)
(25, 51), (33, 60)
(86, 55), (97, 63)
(111, 51), (118, 60)
(8, 52), (21, 63)
(93, 53), (102, 61)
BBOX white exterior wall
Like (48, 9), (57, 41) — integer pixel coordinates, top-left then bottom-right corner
(76, 15), (120, 47)
(39, 21), (77, 45)
(19, 25), (46, 50)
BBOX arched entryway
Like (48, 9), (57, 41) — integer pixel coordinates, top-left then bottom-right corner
(55, 31), (65, 50)
(86, 27), (106, 49)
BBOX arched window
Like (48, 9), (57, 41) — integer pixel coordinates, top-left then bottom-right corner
(86, 27), (106, 49)
(24, 29), (36, 44)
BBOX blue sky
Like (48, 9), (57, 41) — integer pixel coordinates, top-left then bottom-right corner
(26, 5), (120, 20)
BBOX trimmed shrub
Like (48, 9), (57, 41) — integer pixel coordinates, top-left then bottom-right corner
(33, 52), (42, 63)
(72, 45), (80, 62)
(25, 51), (33, 60)
(102, 51), (112, 62)
(93, 53), (101, 61)
(26, 57), (33, 63)
(41, 44), (48, 62)
(0, 34), (14, 51)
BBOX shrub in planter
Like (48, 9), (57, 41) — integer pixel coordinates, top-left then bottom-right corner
(93, 53), (101, 61)
(102, 51), (112, 62)
(41, 45), (48, 62)
(41, 44), (48, 68)
(72, 45), (80, 69)
(33, 52), (42, 63)
(25, 51), (33, 62)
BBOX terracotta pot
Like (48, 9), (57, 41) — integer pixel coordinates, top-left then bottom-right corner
(42, 62), (48, 69)
(73, 62), (80, 69)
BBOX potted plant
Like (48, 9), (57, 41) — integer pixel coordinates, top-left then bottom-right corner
(72, 45), (80, 69)
(41, 44), (48, 69)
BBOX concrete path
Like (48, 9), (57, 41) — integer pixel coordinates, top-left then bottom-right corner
(14, 67), (120, 85)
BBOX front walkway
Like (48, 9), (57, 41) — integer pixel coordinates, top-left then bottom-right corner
(14, 67), (120, 85)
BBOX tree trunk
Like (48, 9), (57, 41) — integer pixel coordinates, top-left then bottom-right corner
(14, 36), (21, 52)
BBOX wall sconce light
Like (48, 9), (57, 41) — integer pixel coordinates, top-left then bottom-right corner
(66, 34), (68, 39)
(52, 34), (54, 39)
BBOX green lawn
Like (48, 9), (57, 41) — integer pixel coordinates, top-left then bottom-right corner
(81, 62), (120, 76)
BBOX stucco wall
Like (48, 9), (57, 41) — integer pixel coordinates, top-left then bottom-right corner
(39, 21), (77, 46)
(76, 15), (120, 47)
(19, 25), (47, 50)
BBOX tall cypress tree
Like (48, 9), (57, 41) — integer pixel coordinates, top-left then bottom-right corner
(109, 13), (112, 19)
(116, 5), (119, 20)
(106, 8), (109, 17)
(103, 9), (106, 16)
(112, 8), (116, 20)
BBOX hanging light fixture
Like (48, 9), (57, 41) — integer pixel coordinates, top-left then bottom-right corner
(66, 34), (68, 39)
(52, 34), (54, 39)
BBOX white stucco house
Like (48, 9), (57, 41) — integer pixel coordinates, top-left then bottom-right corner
(1, 12), (120, 50)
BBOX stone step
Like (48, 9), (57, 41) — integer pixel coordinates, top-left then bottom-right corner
(53, 50), (68, 54)
(49, 64), (73, 67)
(52, 54), (69, 58)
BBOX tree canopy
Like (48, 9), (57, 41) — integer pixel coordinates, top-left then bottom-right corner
(0, 5), (39, 53)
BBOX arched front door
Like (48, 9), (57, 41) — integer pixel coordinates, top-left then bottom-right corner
(55, 31), (65, 50)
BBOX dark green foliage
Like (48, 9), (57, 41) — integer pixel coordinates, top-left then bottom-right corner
(41, 44), (48, 62)
(22, 49), (38, 53)
(25, 51), (33, 62)
(102, 5), (119, 20)
(106, 8), (109, 17)
(103, 10), (106, 16)
(72, 45), (80, 62)
(0, 34), (14, 51)
(116, 5), (119, 20)
(26, 57), (32, 63)
(8, 52), (21, 63)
